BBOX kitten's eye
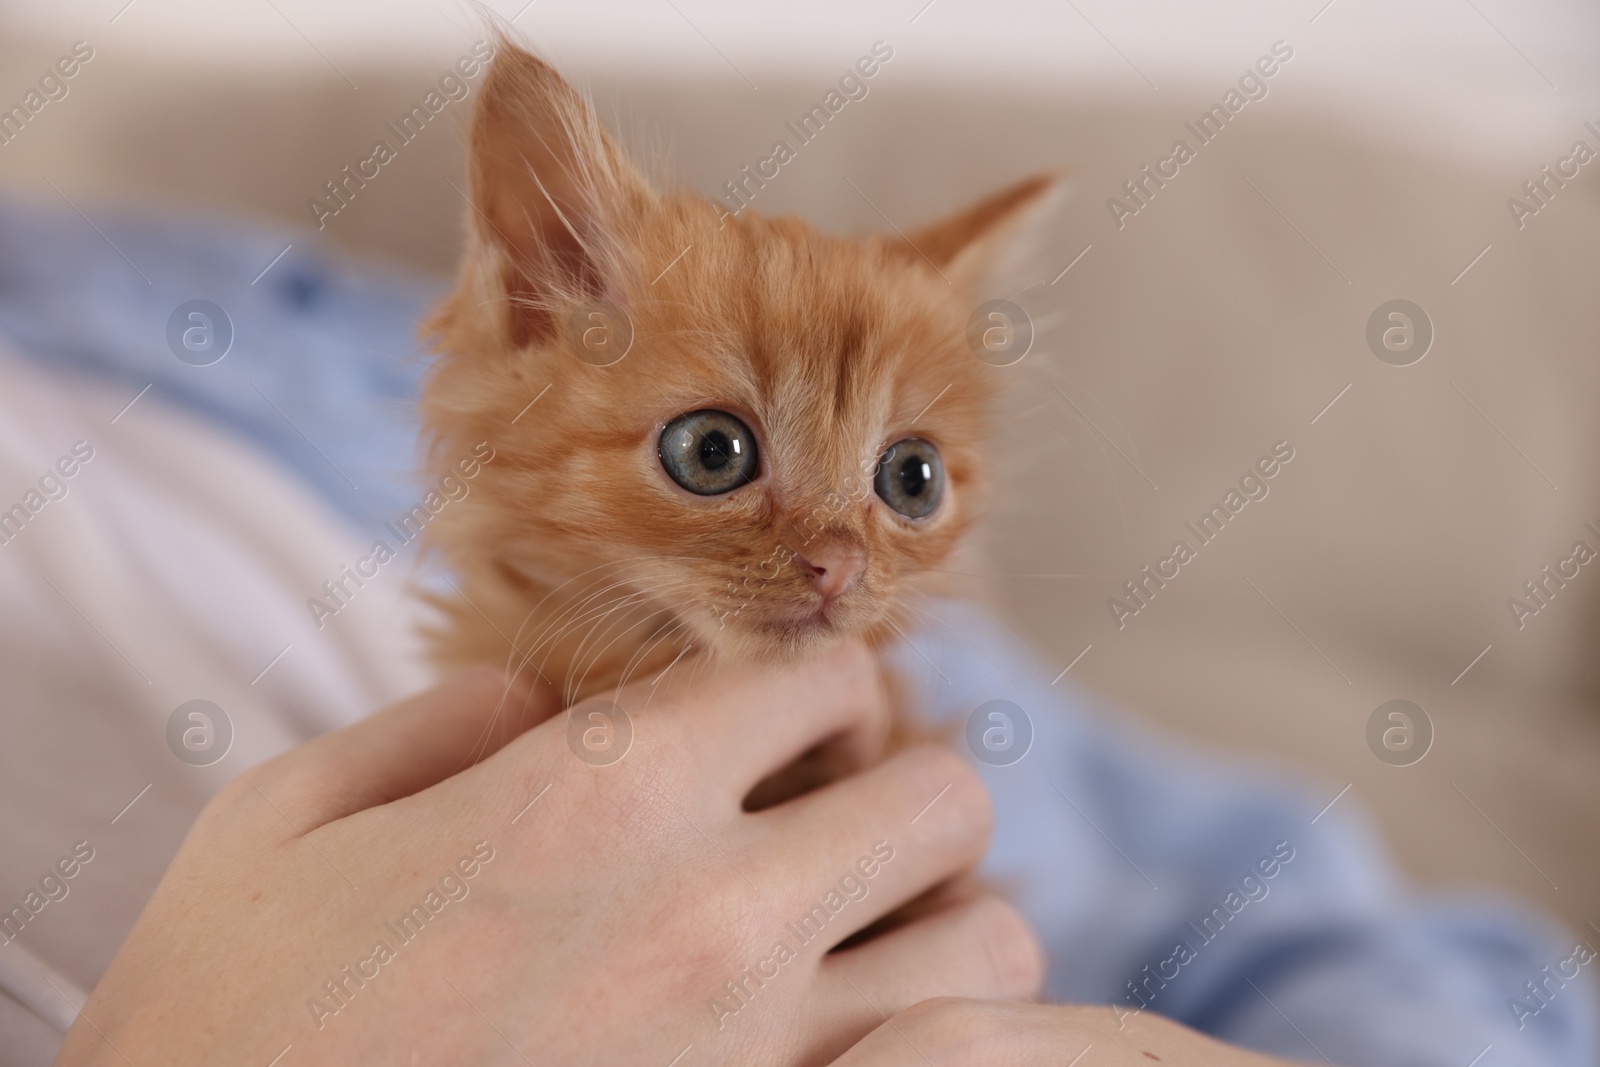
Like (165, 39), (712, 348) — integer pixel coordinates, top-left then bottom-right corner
(874, 438), (944, 519)
(659, 410), (760, 495)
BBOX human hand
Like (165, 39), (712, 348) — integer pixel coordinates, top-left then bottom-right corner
(56, 643), (1041, 1066)
(831, 1000), (1305, 1066)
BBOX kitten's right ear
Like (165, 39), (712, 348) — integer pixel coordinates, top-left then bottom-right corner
(464, 39), (655, 349)
(900, 174), (1063, 289)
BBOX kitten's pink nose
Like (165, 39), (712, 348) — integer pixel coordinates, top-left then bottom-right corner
(796, 538), (866, 602)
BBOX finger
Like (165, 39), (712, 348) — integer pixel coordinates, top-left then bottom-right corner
(830, 1000), (1279, 1067)
(826, 1000), (1056, 1067)
(615, 639), (893, 805)
(819, 894), (1044, 1028)
(747, 744), (992, 939)
(248, 665), (557, 828)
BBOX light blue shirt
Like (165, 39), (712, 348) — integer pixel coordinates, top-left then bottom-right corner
(0, 198), (1590, 1066)
(897, 618), (1594, 1065)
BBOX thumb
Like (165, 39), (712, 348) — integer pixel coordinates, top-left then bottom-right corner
(253, 665), (559, 830)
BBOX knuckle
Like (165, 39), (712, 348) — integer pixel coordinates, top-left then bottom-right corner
(834, 657), (895, 764)
(224, 751), (291, 801)
(202, 757), (303, 836)
(899, 744), (994, 843)
(659, 862), (757, 948)
(897, 740), (964, 787)
(616, 861), (766, 994)
(895, 998), (1001, 1055)
(945, 754), (993, 835)
(456, 663), (547, 728)
(614, 683), (692, 756)
(204, 769), (257, 819)
(965, 895), (1046, 998)
(636, 723), (705, 796)
(554, 741), (677, 834)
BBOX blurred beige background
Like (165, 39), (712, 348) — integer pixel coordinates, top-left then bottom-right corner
(1, 0), (1597, 938)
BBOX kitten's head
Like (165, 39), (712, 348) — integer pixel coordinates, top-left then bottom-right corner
(423, 40), (1055, 671)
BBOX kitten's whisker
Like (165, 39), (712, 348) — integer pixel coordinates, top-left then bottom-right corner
(883, 615), (950, 685)
(506, 555), (690, 628)
(613, 620), (691, 697)
(511, 564), (687, 676)
(461, 662), (551, 771)
(571, 575), (727, 701)
(563, 575), (709, 681)
(528, 571), (696, 669)
(562, 587), (674, 697)
(521, 591), (657, 701)
(443, 643), (556, 776)
(522, 573), (651, 660)
(570, 598), (696, 703)
(504, 554), (706, 627)
(448, 550), (746, 711)
(538, 578), (707, 701)
(639, 630), (696, 714)
(649, 636), (692, 689)
(542, 566), (720, 654)
(563, 588), (700, 703)
(900, 596), (1006, 676)
(682, 638), (718, 692)
(499, 558), (652, 663)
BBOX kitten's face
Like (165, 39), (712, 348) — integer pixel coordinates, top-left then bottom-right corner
(423, 42), (1052, 670)
(461, 222), (991, 662)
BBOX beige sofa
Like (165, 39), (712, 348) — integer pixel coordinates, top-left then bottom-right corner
(1, 37), (1596, 941)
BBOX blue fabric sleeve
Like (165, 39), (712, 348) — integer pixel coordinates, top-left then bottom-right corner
(892, 609), (1597, 1066)
(0, 196), (437, 527)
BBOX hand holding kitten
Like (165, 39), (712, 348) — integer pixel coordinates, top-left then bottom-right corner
(55, 645), (1038, 1066)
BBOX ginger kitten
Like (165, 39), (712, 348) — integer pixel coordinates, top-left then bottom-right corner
(420, 39), (1053, 780)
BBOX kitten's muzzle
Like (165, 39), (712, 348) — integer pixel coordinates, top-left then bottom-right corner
(794, 535), (866, 605)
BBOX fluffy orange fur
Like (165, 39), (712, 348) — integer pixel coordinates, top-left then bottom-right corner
(420, 39), (1054, 718)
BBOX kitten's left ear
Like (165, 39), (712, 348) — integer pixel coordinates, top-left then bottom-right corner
(463, 37), (657, 349)
(902, 173), (1064, 287)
